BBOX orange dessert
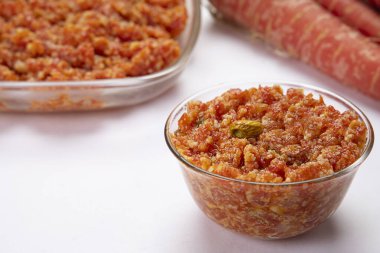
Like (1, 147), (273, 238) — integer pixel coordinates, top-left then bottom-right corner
(0, 0), (187, 81)
(169, 85), (370, 238)
(172, 86), (367, 183)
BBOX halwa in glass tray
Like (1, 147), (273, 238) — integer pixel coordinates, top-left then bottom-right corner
(0, 0), (201, 112)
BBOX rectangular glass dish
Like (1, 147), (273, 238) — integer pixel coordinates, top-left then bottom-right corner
(0, 0), (201, 112)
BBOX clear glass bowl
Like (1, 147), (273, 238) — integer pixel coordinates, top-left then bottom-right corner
(165, 82), (374, 239)
(0, 0), (201, 112)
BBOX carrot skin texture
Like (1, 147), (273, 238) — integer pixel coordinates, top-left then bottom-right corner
(315, 0), (380, 39)
(210, 0), (380, 99)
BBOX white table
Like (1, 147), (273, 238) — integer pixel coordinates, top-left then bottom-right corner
(1, 10), (379, 253)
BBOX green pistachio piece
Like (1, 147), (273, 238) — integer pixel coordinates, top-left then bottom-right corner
(230, 120), (263, 138)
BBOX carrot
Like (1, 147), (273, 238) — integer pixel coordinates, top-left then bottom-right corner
(368, 0), (380, 8)
(210, 0), (380, 99)
(315, 0), (380, 41)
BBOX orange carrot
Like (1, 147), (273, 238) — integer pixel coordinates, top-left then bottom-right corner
(210, 0), (380, 99)
(315, 0), (380, 40)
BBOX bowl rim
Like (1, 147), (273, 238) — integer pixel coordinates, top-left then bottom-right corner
(165, 82), (375, 186)
(0, 0), (201, 89)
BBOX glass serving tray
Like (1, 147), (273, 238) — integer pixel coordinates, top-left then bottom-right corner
(0, 0), (201, 112)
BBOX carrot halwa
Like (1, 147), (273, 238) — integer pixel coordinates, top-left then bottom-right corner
(0, 0), (187, 81)
(172, 86), (367, 183)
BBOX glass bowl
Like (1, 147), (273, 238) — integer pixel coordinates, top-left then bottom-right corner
(165, 82), (374, 239)
(0, 0), (201, 112)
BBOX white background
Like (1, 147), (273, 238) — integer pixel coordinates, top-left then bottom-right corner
(1, 10), (379, 253)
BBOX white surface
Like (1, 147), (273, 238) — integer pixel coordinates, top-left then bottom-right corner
(0, 10), (379, 253)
